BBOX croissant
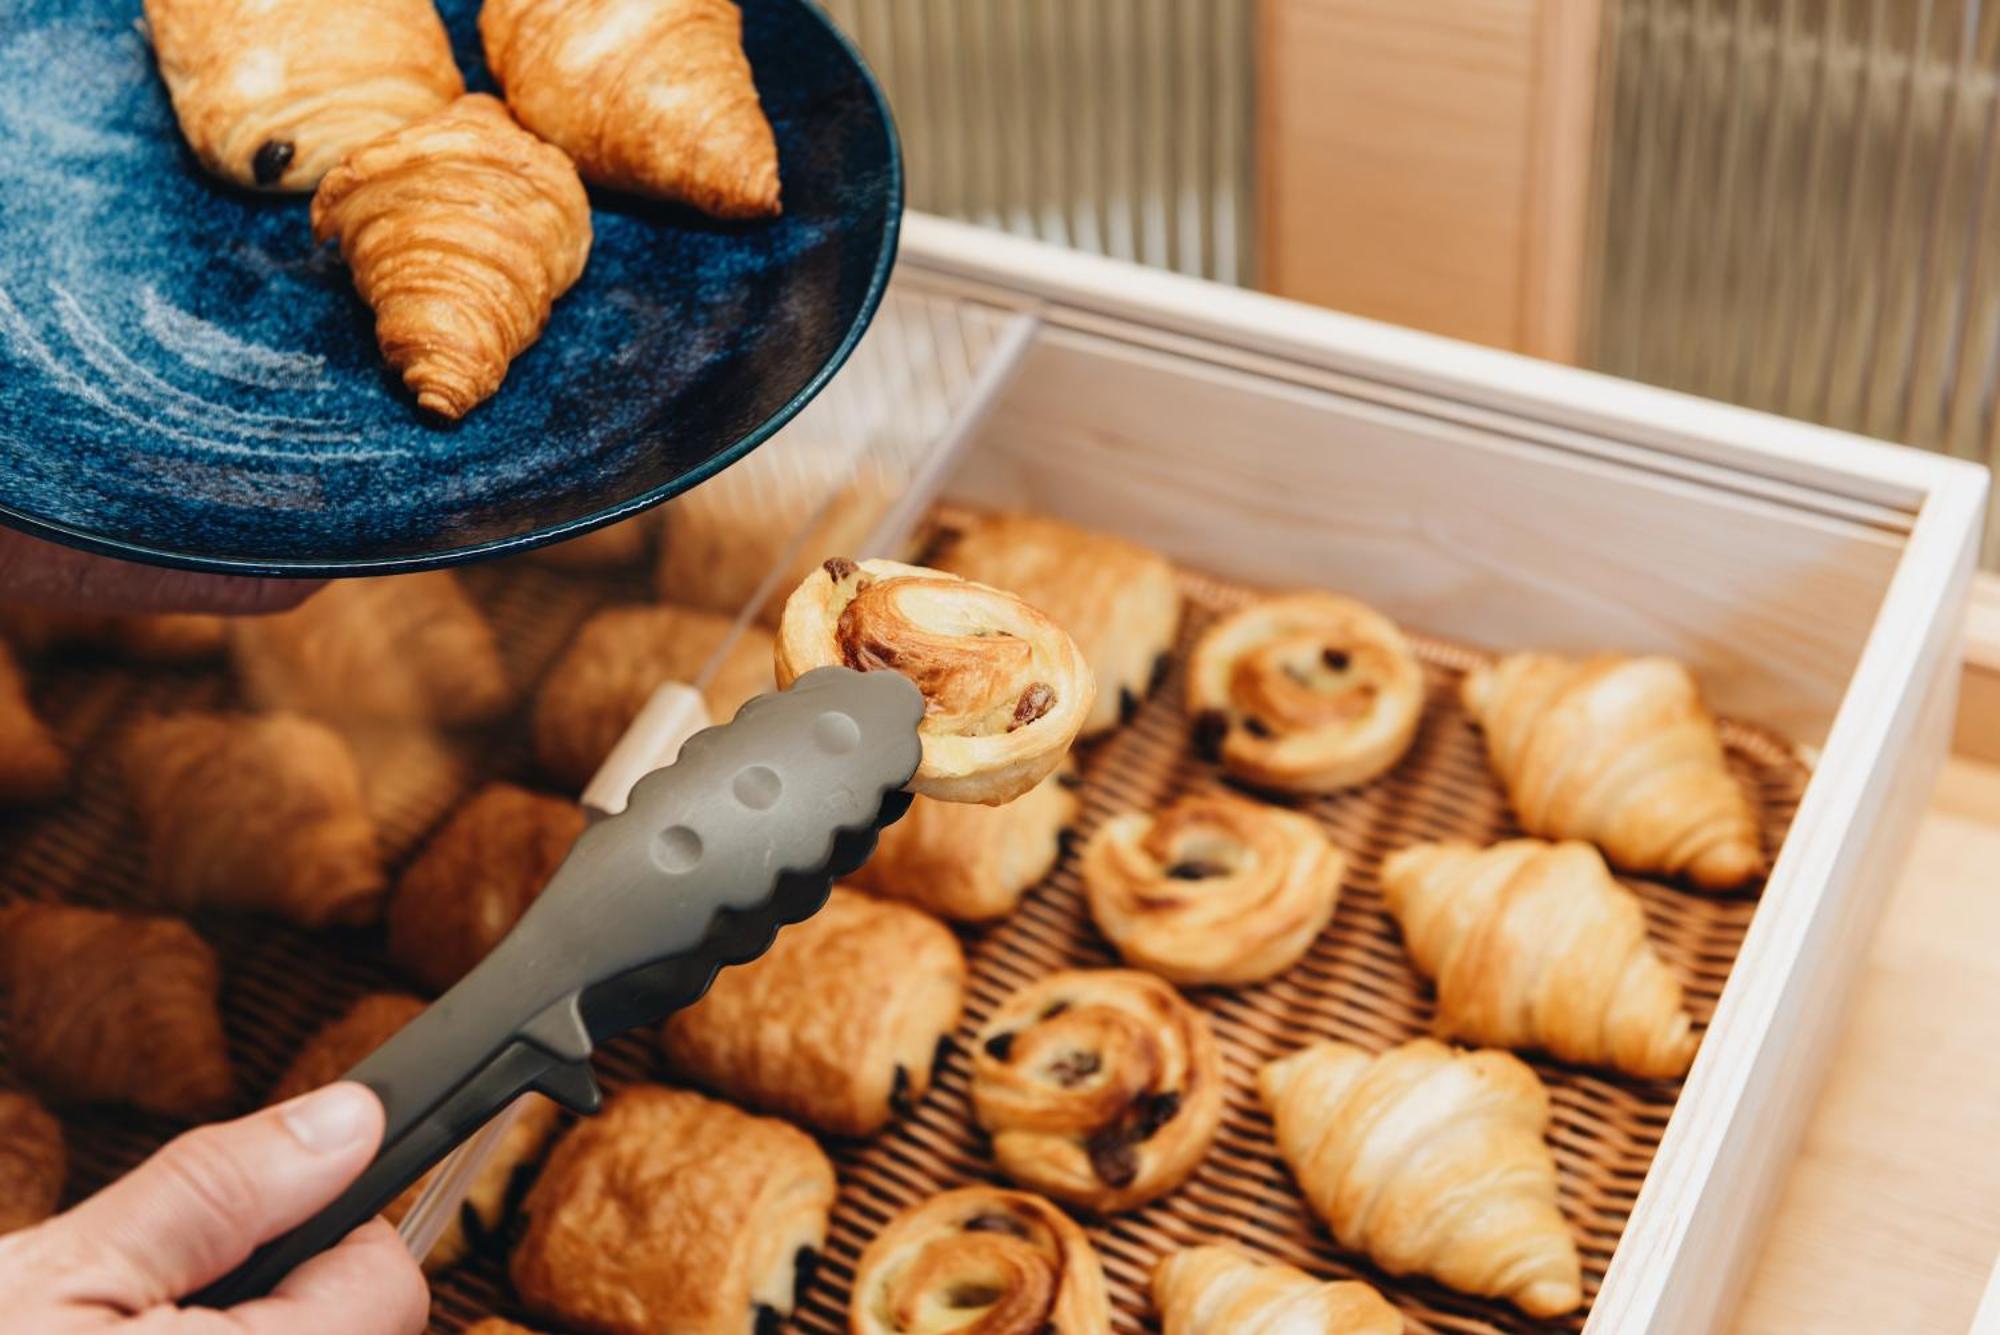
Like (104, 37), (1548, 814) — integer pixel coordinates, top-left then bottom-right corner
(0, 606), (225, 662)
(1152, 1246), (1401, 1335)
(533, 604), (775, 791)
(849, 768), (1078, 922)
(1462, 652), (1764, 889)
(514, 1085), (836, 1335)
(120, 711), (386, 927)
(0, 643), (66, 804)
(1081, 793), (1346, 985)
(388, 783), (587, 993)
(1259, 1039), (1581, 1318)
(0, 903), (232, 1118)
(270, 993), (559, 1271)
(1187, 592), (1426, 793)
(230, 572), (514, 728)
(0, 1091), (64, 1234)
(480, 0), (781, 218)
(1383, 838), (1699, 1078)
(850, 1187), (1113, 1335)
(142, 0), (462, 191)
(311, 93), (592, 420)
(776, 559), (1095, 805)
(970, 969), (1223, 1213)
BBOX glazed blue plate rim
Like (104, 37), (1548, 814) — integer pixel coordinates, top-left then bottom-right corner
(0, 0), (902, 579)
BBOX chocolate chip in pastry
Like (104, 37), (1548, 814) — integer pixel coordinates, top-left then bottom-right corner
(0, 606), (225, 662)
(0, 1090), (64, 1234)
(387, 783), (587, 994)
(0, 643), (66, 805)
(120, 711), (386, 927)
(480, 0), (780, 218)
(970, 969), (1223, 1213)
(143, 0), (463, 191)
(1082, 794), (1346, 985)
(1383, 838), (1698, 1078)
(850, 1186), (1113, 1335)
(231, 572), (514, 729)
(929, 512), (1182, 739)
(1462, 652), (1764, 890)
(513, 1085), (836, 1335)
(0, 903), (232, 1118)
(311, 93), (592, 420)
(777, 559), (1095, 805)
(850, 766), (1079, 922)
(271, 993), (559, 1271)
(1259, 1038), (1581, 1318)
(1152, 1245), (1401, 1335)
(661, 886), (966, 1136)
(1186, 592), (1424, 794)
(532, 604), (775, 791)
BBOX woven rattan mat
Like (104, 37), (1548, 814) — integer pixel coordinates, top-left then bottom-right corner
(0, 556), (1806, 1335)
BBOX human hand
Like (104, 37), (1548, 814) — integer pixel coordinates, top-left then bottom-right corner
(0, 1082), (427, 1334)
(0, 531), (320, 615)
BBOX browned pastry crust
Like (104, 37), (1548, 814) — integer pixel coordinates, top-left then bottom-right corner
(0, 642), (66, 805)
(1081, 794), (1346, 985)
(1152, 1246), (1402, 1335)
(969, 969), (1224, 1213)
(480, 0), (781, 218)
(0, 607), (226, 662)
(532, 604), (775, 791)
(849, 767), (1078, 922)
(850, 1186), (1113, 1335)
(311, 94), (592, 420)
(1187, 592), (1425, 794)
(388, 783), (587, 993)
(271, 993), (558, 1272)
(0, 903), (232, 1118)
(465, 1322), (545, 1335)
(0, 1090), (64, 1234)
(513, 1085), (836, 1335)
(142, 0), (463, 191)
(777, 559), (1096, 805)
(120, 711), (386, 927)
(1462, 652), (1764, 890)
(661, 886), (965, 1135)
(930, 512), (1183, 738)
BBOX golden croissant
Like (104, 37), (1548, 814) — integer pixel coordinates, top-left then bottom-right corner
(1462, 652), (1764, 889)
(481, 0), (781, 218)
(1259, 1039), (1581, 1318)
(1383, 838), (1699, 1078)
(311, 93), (592, 420)
(143, 0), (462, 191)
(1152, 1246), (1401, 1335)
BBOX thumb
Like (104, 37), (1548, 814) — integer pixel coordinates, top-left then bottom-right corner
(45, 1083), (383, 1309)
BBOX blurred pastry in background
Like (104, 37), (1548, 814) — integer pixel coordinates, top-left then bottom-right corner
(849, 766), (1077, 922)
(850, 1186), (1113, 1335)
(1187, 591), (1426, 794)
(231, 572), (514, 728)
(660, 886), (965, 1136)
(270, 992), (559, 1272)
(524, 513), (655, 572)
(514, 1085), (835, 1335)
(480, 0), (781, 218)
(120, 711), (385, 927)
(532, 604), (773, 790)
(388, 782), (587, 992)
(464, 1322), (544, 1335)
(929, 512), (1182, 738)
(0, 902), (232, 1118)
(0, 1090), (64, 1234)
(1152, 1246), (1401, 1335)
(0, 643), (66, 804)
(0, 607), (226, 662)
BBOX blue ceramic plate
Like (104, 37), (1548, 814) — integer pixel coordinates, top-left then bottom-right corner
(0, 0), (900, 575)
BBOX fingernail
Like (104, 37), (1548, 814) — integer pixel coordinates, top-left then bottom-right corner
(278, 1083), (375, 1153)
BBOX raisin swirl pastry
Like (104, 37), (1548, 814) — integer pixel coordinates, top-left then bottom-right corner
(0, 1091), (64, 1234)
(514, 1085), (835, 1335)
(850, 768), (1079, 922)
(851, 1187), (1112, 1335)
(1081, 794), (1346, 985)
(143, 0), (462, 191)
(1152, 1246), (1401, 1335)
(0, 642), (66, 805)
(1187, 593), (1424, 794)
(970, 970), (1223, 1213)
(776, 559), (1095, 805)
